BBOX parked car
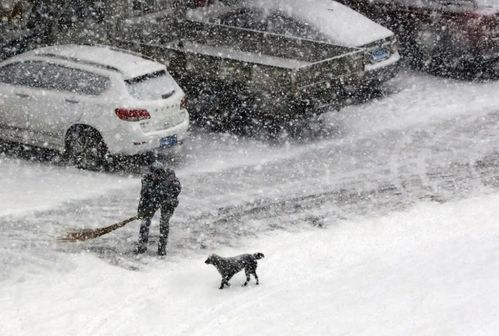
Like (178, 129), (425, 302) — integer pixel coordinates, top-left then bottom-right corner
(115, 0), (399, 132)
(0, 44), (189, 169)
(0, 1), (34, 60)
(337, 0), (499, 74)
(187, 0), (400, 89)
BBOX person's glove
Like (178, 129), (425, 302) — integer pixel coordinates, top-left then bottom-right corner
(137, 201), (151, 219)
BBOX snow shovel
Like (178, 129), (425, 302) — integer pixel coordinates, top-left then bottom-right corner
(58, 216), (139, 242)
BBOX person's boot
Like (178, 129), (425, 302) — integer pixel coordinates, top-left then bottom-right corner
(136, 246), (147, 254)
(157, 247), (167, 256)
(136, 219), (151, 254)
(158, 222), (169, 256)
(157, 236), (167, 256)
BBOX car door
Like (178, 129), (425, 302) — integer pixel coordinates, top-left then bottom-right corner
(0, 61), (39, 142)
(26, 61), (111, 149)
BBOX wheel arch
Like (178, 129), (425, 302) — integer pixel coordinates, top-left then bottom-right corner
(64, 123), (107, 153)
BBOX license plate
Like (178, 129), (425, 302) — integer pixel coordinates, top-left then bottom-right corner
(159, 135), (177, 149)
(370, 48), (390, 63)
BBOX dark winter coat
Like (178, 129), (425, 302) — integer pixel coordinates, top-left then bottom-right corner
(137, 168), (181, 219)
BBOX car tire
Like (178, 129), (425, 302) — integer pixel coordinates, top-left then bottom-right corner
(65, 126), (110, 171)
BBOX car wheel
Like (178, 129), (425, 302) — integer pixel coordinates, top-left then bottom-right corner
(65, 127), (110, 171)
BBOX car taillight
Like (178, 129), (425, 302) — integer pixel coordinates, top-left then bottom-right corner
(115, 108), (151, 121)
(180, 96), (188, 109)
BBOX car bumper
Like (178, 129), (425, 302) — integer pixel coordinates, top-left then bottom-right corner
(105, 110), (190, 156)
(363, 52), (401, 84)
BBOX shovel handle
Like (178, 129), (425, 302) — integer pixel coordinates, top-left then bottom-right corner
(58, 216), (139, 242)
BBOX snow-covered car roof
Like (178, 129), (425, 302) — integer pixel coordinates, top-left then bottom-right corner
(188, 0), (394, 47)
(12, 44), (165, 80)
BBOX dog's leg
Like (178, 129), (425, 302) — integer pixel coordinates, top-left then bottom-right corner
(243, 269), (251, 286)
(253, 271), (259, 285)
(224, 276), (232, 287)
(219, 276), (231, 289)
(247, 263), (259, 285)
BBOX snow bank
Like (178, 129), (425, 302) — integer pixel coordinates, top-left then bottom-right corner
(2, 194), (499, 335)
(0, 158), (135, 217)
(327, 71), (499, 138)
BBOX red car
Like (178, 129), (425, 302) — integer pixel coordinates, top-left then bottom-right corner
(338, 0), (499, 75)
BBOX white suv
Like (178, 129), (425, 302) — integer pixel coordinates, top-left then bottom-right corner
(0, 44), (189, 169)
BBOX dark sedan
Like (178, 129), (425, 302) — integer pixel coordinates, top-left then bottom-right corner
(338, 0), (499, 75)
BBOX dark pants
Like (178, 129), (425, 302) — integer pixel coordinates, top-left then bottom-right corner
(137, 205), (174, 255)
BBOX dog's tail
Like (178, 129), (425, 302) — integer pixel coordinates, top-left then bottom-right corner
(253, 252), (265, 260)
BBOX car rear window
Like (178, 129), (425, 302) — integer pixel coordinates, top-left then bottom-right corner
(125, 70), (177, 100)
(266, 11), (328, 41)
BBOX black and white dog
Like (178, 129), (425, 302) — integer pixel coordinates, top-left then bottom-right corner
(205, 253), (265, 289)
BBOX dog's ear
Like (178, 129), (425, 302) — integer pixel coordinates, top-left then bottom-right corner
(253, 252), (265, 259)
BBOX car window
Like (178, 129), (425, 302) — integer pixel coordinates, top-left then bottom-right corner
(215, 8), (328, 40)
(125, 70), (177, 100)
(424, 0), (477, 9)
(217, 8), (268, 31)
(131, 0), (155, 13)
(364, 0), (426, 7)
(0, 61), (44, 87)
(50, 65), (111, 96)
(0, 61), (110, 95)
(266, 11), (327, 41)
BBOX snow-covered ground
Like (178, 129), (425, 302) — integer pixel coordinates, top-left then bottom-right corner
(0, 159), (136, 217)
(2, 194), (499, 335)
(2, 71), (499, 334)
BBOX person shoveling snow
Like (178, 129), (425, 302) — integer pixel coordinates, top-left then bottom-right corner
(136, 161), (182, 256)
(59, 161), (181, 257)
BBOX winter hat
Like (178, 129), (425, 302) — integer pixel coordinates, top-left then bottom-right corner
(149, 161), (165, 173)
